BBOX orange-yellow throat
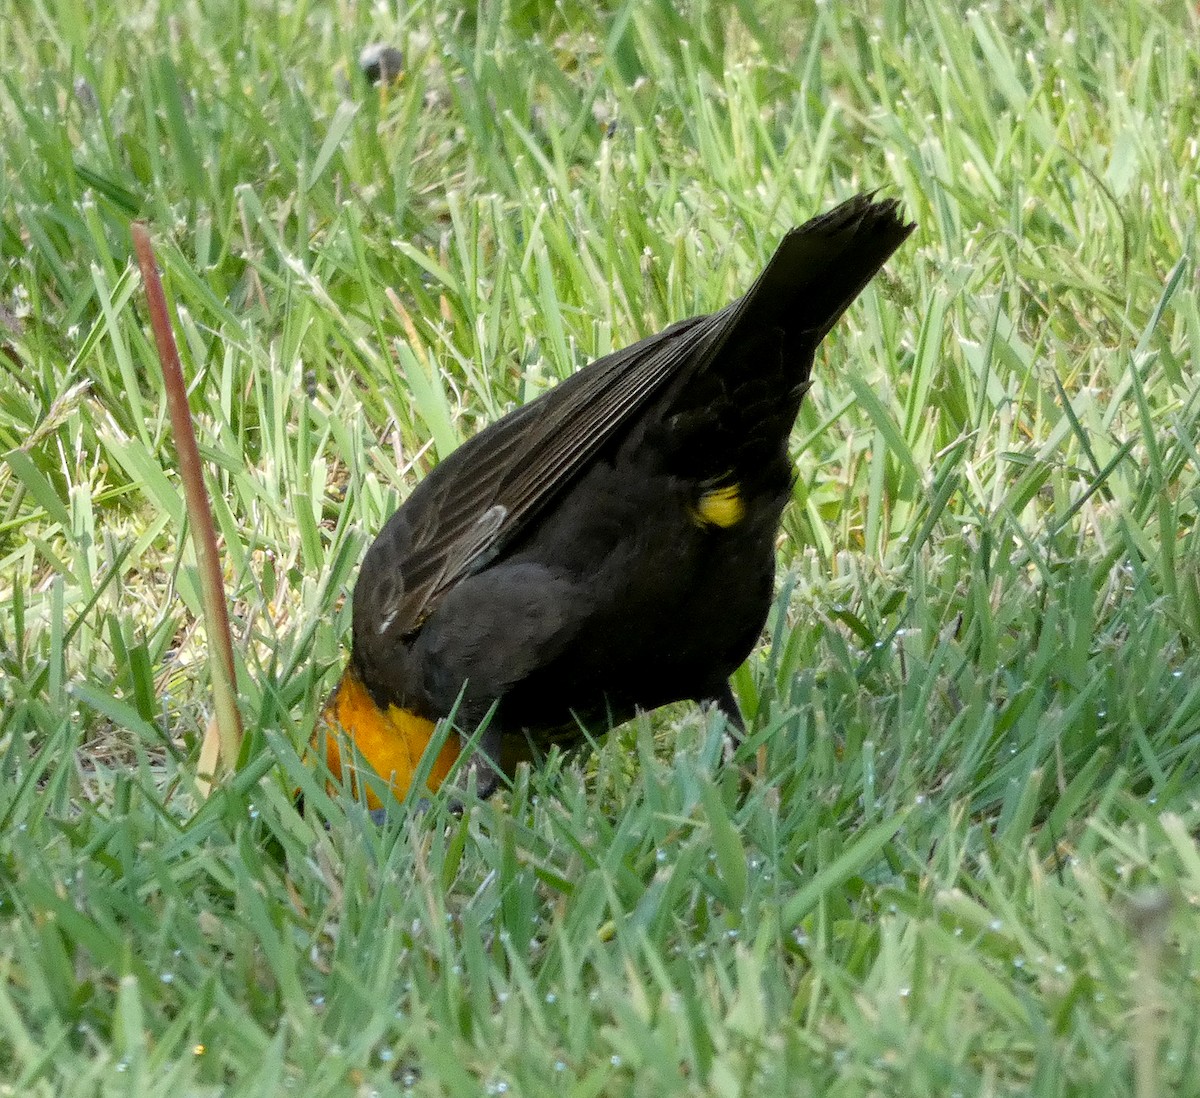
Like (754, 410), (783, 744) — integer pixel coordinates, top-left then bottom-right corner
(316, 667), (459, 809)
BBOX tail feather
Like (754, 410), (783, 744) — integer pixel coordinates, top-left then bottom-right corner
(727, 194), (916, 352)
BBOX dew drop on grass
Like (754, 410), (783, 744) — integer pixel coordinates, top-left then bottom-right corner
(378, 1048), (394, 1063)
(989, 919), (1002, 931)
(1013, 956), (1025, 969)
(545, 992), (557, 1004)
(554, 1060), (567, 1073)
(610, 1055), (622, 1067)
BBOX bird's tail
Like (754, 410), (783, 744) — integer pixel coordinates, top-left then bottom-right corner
(715, 194), (915, 362)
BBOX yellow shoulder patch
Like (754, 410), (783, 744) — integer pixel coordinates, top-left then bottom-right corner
(693, 483), (745, 528)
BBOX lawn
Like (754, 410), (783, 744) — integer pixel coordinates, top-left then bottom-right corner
(2, 0), (1199, 1094)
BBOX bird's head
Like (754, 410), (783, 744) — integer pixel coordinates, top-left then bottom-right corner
(314, 665), (459, 810)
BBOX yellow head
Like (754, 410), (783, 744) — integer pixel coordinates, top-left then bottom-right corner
(315, 667), (459, 809)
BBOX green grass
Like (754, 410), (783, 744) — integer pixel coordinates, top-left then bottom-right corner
(2, 0), (1199, 1093)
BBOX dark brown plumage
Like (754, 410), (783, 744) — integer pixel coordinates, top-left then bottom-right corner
(321, 194), (914, 803)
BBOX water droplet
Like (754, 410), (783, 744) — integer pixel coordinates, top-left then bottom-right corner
(610, 1055), (622, 1067)
(898, 987), (910, 998)
(989, 919), (1002, 931)
(1013, 956), (1025, 969)
(545, 992), (557, 1004)
(554, 1060), (566, 1073)
(378, 1048), (394, 1062)
(160, 971), (174, 984)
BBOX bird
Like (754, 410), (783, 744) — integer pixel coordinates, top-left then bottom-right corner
(316, 194), (914, 808)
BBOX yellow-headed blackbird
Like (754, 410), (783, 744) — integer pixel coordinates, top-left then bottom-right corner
(319, 194), (914, 806)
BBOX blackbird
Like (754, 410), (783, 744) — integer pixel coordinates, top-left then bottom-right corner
(318, 194), (914, 806)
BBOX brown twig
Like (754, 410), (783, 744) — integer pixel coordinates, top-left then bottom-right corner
(130, 223), (243, 785)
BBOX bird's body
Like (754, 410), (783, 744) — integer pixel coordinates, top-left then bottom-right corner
(321, 195), (914, 804)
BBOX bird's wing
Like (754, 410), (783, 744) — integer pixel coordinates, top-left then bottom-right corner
(381, 308), (727, 637)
